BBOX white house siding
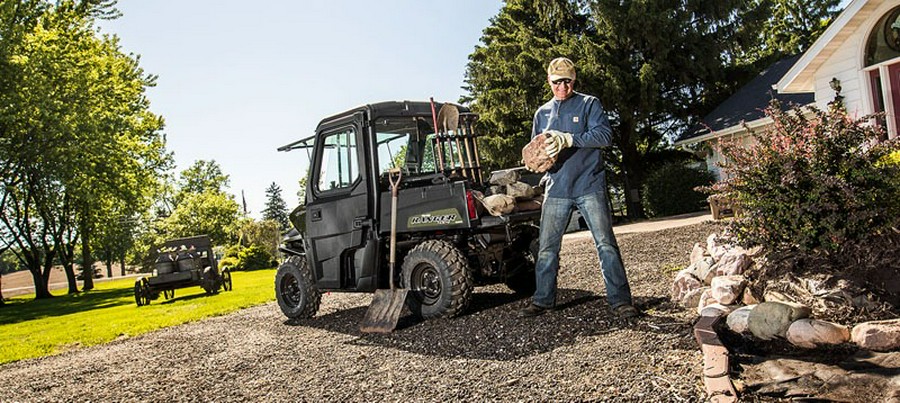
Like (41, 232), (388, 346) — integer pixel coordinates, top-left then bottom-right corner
(814, 52), (863, 111)
(814, 1), (900, 124)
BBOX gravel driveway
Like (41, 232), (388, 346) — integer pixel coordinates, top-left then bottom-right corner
(1, 221), (722, 402)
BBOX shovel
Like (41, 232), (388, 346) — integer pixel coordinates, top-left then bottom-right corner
(360, 168), (408, 333)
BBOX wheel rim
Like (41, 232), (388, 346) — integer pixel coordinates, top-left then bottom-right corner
(279, 273), (303, 308)
(224, 271), (232, 291)
(410, 263), (442, 306)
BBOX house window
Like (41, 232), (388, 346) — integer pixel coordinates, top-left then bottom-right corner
(865, 6), (900, 67)
(865, 6), (900, 139)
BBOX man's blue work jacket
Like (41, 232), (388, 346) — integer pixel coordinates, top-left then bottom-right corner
(531, 91), (613, 198)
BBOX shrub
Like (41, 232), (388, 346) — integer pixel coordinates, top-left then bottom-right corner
(218, 256), (238, 270)
(712, 102), (900, 252)
(641, 162), (715, 217)
(235, 245), (275, 271)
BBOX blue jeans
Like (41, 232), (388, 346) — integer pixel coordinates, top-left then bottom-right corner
(532, 189), (633, 308)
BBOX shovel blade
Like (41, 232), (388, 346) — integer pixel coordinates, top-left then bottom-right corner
(359, 288), (408, 333)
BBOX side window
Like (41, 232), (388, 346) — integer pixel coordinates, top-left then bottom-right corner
(374, 117), (436, 177)
(316, 127), (358, 192)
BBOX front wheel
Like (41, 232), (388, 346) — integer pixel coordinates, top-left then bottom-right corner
(401, 240), (473, 319)
(134, 279), (151, 306)
(275, 256), (321, 319)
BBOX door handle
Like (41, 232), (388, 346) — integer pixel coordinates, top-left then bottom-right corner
(310, 209), (322, 221)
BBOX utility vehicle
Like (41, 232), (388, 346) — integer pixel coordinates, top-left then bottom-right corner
(275, 101), (540, 320)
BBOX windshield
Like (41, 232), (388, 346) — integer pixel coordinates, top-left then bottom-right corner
(374, 116), (439, 177)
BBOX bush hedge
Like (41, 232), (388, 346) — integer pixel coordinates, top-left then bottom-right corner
(713, 102), (900, 252)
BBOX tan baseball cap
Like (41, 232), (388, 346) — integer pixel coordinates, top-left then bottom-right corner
(547, 57), (576, 81)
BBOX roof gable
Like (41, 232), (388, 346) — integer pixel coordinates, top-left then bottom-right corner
(777, 0), (880, 93)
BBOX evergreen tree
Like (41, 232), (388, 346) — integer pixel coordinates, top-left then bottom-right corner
(465, 0), (748, 217)
(262, 182), (289, 230)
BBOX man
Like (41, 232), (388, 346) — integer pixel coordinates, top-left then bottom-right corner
(519, 57), (639, 319)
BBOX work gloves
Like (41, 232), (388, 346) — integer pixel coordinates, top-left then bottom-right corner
(544, 130), (573, 158)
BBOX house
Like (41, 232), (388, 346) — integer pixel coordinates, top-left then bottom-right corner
(676, 0), (900, 179)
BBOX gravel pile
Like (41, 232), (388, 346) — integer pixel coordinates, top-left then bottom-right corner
(1, 221), (724, 402)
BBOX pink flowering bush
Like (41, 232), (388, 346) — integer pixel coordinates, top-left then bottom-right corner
(711, 102), (900, 252)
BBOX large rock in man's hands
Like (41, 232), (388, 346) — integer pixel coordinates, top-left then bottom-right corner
(522, 133), (556, 173)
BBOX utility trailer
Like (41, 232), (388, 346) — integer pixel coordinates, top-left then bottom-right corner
(134, 235), (233, 306)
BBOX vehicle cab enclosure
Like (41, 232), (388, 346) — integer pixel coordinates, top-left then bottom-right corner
(277, 101), (540, 319)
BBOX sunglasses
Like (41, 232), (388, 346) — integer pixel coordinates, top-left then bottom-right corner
(551, 78), (573, 85)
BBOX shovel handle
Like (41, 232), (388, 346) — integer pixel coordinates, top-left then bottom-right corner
(388, 168), (402, 289)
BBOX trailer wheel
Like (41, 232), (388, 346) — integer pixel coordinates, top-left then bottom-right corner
(401, 240), (473, 319)
(202, 267), (220, 295)
(134, 279), (151, 306)
(221, 268), (233, 291)
(275, 256), (321, 319)
(505, 237), (539, 295)
(134, 280), (143, 306)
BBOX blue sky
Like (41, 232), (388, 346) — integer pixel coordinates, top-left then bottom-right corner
(98, 1), (503, 217)
(98, 1), (852, 218)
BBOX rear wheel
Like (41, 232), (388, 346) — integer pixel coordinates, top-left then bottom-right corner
(275, 256), (321, 319)
(221, 268), (233, 291)
(401, 240), (473, 319)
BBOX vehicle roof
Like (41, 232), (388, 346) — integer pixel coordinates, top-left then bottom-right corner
(317, 100), (471, 130)
(279, 100), (472, 152)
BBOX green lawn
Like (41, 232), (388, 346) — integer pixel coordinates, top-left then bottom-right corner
(0, 268), (276, 364)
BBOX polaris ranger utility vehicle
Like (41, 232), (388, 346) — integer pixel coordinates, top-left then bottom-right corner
(275, 101), (540, 320)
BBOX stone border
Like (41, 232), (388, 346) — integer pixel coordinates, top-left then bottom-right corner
(693, 315), (738, 402)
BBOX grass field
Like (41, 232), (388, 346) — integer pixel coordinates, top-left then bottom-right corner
(0, 268), (277, 364)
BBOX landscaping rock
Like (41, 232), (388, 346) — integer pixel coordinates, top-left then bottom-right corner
(690, 243), (706, 265)
(696, 257), (717, 285)
(697, 288), (718, 314)
(488, 169), (520, 186)
(712, 250), (751, 277)
(681, 287), (708, 309)
(726, 305), (756, 334)
(706, 233), (729, 261)
(786, 319), (850, 349)
(700, 303), (736, 318)
(522, 133), (556, 173)
(747, 301), (812, 340)
(481, 194), (515, 216)
(506, 181), (536, 199)
(672, 269), (702, 302)
(711, 275), (747, 305)
(741, 287), (761, 305)
(851, 319), (900, 352)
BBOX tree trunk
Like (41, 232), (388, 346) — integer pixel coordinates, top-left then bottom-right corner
(120, 254), (126, 277)
(64, 263), (78, 294)
(616, 117), (646, 219)
(81, 213), (94, 291)
(30, 267), (53, 299)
